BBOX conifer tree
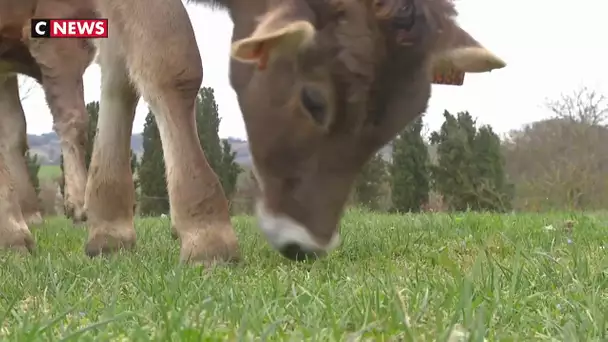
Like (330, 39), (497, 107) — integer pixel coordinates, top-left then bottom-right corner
(196, 88), (223, 169)
(430, 110), (478, 211)
(471, 125), (513, 211)
(195, 87), (241, 199)
(354, 152), (388, 210)
(138, 110), (169, 215)
(25, 151), (41, 195)
(219, 139), (241, 200)
(431, 110), (512, 211)
(390, 115), (430, 212)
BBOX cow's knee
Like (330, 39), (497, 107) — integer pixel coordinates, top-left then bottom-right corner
(53, 111), (88, 147)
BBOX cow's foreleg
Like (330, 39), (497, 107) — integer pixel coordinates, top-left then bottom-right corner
(83, 33), (138, 257)
(94, 0), (240, 265)
(0, 74), (41, 225)
(28, 38), (94, 224)
(0, 150), (35, 253)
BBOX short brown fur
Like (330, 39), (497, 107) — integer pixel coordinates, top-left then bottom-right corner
(228, 0), (505, 259)
(0, 0), (97, 237)
(0, 0), (504, 264)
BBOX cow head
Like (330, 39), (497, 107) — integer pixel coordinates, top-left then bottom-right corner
(227, 0), (505, 260)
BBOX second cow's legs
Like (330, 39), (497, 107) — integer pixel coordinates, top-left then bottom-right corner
(86, 0), (239, 264)
(27, 38), (95, 223)
(0, 148), (35, 253)
(0, 74), (41, 225)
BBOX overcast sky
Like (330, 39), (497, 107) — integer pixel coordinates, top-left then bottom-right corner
(20, 0), (607, 140)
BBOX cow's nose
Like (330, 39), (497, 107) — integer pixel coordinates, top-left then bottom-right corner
(279, 243), (325, 261)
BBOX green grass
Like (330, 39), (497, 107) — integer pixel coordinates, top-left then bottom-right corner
(37, 165), (61, 180)
(1, 210), (607, 341)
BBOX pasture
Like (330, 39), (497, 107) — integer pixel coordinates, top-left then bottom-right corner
(1, 210), (606, 340)
(37, 165), (62, 181)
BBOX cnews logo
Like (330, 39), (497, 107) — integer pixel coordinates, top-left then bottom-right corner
(31, 19), (108, 38)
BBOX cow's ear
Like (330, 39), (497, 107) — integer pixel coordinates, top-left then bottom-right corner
(433, 24), (506, 73)
(231, 5), (315, 70)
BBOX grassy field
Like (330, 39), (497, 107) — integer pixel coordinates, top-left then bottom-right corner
(1, 210), (607, 340)
(37, 165), (62, 181)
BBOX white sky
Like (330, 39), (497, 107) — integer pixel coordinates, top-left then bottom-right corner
(20, 0), (608, 140)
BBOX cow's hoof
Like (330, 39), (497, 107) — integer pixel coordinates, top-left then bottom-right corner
(85, 224), (136, 257)
(170, 225), (179, 240)
(25, 212), (43, 226)
(64, 203), (75, 219)
(0, 228), (35, 254)
(65, 203), (87, 225)
(72, 208), (88, 225)
(178, 222), (240, 267)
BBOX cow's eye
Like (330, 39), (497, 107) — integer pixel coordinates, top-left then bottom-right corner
(394, 0), (416, 31)
(300, 86), (327, 125)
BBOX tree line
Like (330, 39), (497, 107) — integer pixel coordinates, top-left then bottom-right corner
(349, 87), (608, 213)
(47, 87), (241, 216)
(351, 110), (513, 213)
(26, 86), (608, 215)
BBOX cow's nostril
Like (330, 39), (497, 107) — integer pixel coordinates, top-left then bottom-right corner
(279, 243), (322, 262)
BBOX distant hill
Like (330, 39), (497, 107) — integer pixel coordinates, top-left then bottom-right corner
(26, 132), (254, 166)
(26, 132), (434, 167)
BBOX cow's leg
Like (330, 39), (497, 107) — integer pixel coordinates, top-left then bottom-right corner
(0, 74), (41, 225)
(83, 35), (138, 257)
(94, 0), (239, 265)
(28, 39), (94, 224)
(0, 151), (35, 253)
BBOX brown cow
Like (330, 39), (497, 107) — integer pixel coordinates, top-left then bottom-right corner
(0, 0), (96, 224)
(1, 0), (505, 265)
(228, 0), (506, 260)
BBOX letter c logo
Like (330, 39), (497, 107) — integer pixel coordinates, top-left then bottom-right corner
(35, 21), (47, 36)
